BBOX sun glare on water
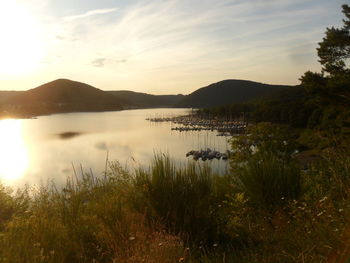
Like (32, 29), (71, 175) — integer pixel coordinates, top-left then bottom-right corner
(0, 0), (43, 75)
(0, 119), (29, 182)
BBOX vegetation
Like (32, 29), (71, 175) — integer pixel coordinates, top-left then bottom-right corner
(108, 90), (185, 108)
(0, 79), (123, 117)
(0, 140), (349, 262)
(0, 3), (348, 263)
(176, 79), (292, 108)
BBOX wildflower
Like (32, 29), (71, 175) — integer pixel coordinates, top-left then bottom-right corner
(179, 258), (185, 262)
(129, 236), (135, 241)
(317, 211), (324, 217)
(158, 243), (163, 247)
(339, 209), (344, 212)
(213, 243), (218, 247)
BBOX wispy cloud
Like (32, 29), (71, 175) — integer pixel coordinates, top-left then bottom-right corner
(63, 8), (117, 21)
(92, 58), (106, 67)
(9, 0), (346, 93)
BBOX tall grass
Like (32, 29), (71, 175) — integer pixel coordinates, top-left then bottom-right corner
(0, 149), (349, 262)
(0, 168), (185, 263)
(236, 151), (302, 209)
(132, 155), (230, 246)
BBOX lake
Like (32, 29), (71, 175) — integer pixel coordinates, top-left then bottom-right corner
(0, 108), (231, 187)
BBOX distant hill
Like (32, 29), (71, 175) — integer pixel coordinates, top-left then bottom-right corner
(0, 78), (299, 117)
(3, 79), (123, 116)
(176, 79), (294, 108)
(108, 90), (185, 108)
(0, 91), (25, 104)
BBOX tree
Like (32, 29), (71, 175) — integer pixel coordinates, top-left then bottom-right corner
(301, 5), (350, 107)
(317, 4), (350, 75)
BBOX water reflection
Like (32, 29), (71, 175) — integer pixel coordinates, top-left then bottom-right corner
(0, 109), (230, 188)
(57, 131), (83, 140)
(0, 119), (28, 182)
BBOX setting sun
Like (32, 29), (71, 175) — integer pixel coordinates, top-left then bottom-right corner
(0, 0), (42, 75)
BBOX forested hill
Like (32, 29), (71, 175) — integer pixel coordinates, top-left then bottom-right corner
(0, 91), (25, 104)
(176, 79), (294, 108)
(108, 90), (185, 108)
(2, 79), (123, 116)
(0, 79), (297, 117)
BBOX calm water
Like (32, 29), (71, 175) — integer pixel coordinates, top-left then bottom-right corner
(0, 108), (230, 187)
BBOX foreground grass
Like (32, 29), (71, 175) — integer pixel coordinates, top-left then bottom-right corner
(0, 149), (349, 262)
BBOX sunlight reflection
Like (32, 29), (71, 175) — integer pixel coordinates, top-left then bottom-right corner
(0, 119), (29, 182)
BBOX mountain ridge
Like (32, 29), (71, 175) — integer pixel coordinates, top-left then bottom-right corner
(0, 78), (296, 117)
(107, 90), (185, 108)
(176, 79), (295, 108)
(2, 79), (123, 116)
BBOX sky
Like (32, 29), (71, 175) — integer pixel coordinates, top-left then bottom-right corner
(0, 0), (346, 94)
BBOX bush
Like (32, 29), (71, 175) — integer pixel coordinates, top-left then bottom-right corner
(133, 155), (230, 246)
(235, 151), (301, 210)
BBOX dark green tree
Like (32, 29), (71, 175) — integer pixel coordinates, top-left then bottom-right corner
(317, 4), (350, 75)
(299, 4), (350, 146)
(301, 4), (350, 107)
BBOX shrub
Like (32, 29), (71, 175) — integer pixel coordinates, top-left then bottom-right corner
(236, 151), (301, 210)
(133, 155), (230, 246)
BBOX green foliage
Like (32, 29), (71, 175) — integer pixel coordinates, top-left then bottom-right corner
(0, 148), (349, 262)
(0, 185), (16, 231)
(230, 122), (299, 164)
(230, 123), (302, 211)
(305, 149), (350, 201)
(133, 155), (230, 246)
(236, 151), (301, 209)
(0, 169), (185, 263)
(317, 4), (350, 75)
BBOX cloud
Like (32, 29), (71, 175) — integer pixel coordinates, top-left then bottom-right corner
(92, 58), (106, 67)
(64, 8), (117, 21)
(26, 0), (345, 94)
(91, 58), (127, 67)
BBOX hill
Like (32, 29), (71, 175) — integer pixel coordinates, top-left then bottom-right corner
(0, 91), (25, 104)
(198, 84), (316, 128)
(108, 90), (184, 108)
(176, 79), (293, 108)
(3, 79), (123, 116)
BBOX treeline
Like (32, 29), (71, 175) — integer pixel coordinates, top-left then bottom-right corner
(198, 85), (316, 128)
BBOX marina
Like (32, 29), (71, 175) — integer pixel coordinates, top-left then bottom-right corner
(146, 113), (246, 161)
(146, 114), (247, 135)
